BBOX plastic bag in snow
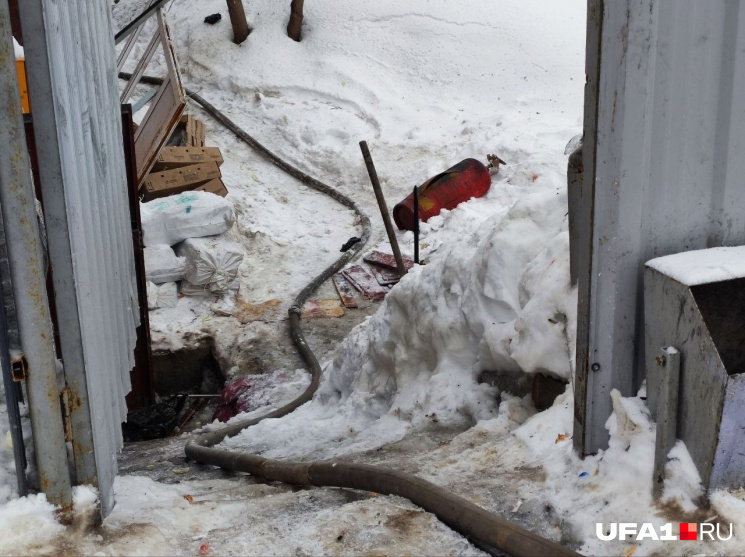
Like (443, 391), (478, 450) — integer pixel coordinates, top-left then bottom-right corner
(146, 281), (178, 309)
(144, 244), (186, 283)
(176, 235), (243, 290)
(141, 191), (235, 247)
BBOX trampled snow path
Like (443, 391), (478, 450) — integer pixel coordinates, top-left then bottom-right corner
(5, 0), (745, 555)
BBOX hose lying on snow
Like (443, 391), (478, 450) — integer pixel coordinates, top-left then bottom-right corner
(120, 73), (580, 557)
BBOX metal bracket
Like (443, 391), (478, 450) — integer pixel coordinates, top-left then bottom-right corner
(10, 354), (27, 381)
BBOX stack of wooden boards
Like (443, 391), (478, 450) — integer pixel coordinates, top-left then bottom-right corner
(140, 115), (229, 201)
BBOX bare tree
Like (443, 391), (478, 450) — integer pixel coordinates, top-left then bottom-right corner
(226, 0), (250, 44)
(287, 0), (304, 42)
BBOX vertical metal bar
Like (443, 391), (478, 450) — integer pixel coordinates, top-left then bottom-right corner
(413, 185), (419, 265)
(0, 0), (72, 509)
(573, 0), (603, 457)
(359, 141), (407, 277)
(0, 225), (27, 497)
(652, 346), (680, 500)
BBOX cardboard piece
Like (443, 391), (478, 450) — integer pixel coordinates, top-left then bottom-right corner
(341, 265), (389, 301)
(142, 162), (221, 201)
(152, 146), (224, 171)
(194, 177), (228, 198)
(363, 250), (415, 272)
(332, 274), (359, 308)
(194, 119), (205, 146)
(370, 265), (400, 286)
(301, 299), (344, 319)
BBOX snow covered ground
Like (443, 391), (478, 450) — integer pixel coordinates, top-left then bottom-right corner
(3, 0), (745, 555)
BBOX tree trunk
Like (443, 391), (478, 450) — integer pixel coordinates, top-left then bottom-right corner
(226, 0), (250, 44)
(287, 0), (304, 42)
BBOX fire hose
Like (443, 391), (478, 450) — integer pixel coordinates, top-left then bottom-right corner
(120, 73), (581, 557)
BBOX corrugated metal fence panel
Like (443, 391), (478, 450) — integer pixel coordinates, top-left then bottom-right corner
(19, 0), (138, 514)
(575, 0), (745, 454)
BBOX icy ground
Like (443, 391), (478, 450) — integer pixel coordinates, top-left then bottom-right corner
(4, 0), (745, 555)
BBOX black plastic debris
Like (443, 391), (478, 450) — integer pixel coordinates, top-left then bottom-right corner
(340, 237), (361, 252)
(122, 393), (188, 442)
(204, 13), (222, 25)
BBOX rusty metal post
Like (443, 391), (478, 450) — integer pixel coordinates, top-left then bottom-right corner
(359, 141), (407, 277)
(0, 1), (72, 509)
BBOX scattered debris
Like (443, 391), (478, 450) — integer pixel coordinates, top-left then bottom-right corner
(486, 153), (507, 171)
(369, 265), (400, 286)
(341, 265), (389, 301)
(204, 13), (222, 25)
(212, 372), (297, 422)
(122, 393), (187, 441)
(363, 250), (414, 271)
(228, 298), (283, 323)
(301, 299), (344, 319)
(332, 274), (359, 308)
(340, 236), (361, 252)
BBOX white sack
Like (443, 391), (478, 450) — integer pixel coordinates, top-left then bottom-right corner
(144, 245), (186, 283)
(146, 281), (178, 309)
(140, 191), (235, 247)
(180, 277), (240, 297)
(175, 236), (243, 290)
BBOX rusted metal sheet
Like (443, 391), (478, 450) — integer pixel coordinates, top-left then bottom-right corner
(118, 9), (186, 187)
(575, 0), (745, 455)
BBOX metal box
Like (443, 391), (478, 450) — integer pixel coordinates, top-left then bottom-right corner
(646, 247), (745, 490)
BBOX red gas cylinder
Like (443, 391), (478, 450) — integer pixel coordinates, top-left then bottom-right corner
(392, 158), (491, 231)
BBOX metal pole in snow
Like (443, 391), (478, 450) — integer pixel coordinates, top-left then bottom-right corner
(359, 141), (408, 277)
(413, 186), (419, 264)
(0, 1), (72, 509)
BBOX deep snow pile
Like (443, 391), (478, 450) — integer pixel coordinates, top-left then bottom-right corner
(224, 179), (576, 459)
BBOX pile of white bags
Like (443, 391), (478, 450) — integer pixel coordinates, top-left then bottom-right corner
(176, 237), (243, 296)
(141, 191), (235, 247)
(140, 191), (244, 309)
(146, 281), (178, 309)
(144, 245), (186, 283)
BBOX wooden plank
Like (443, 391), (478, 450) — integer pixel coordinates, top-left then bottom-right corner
(363, 250), (414, 272)
(341, 265), (389, 301)
(332, 274), (359, 308)
(194, 118), (205, 146)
